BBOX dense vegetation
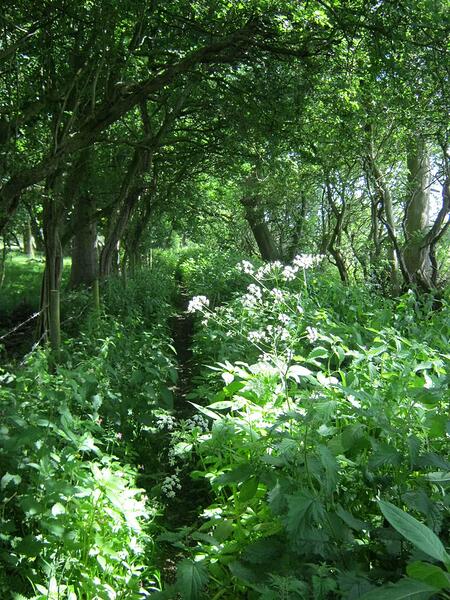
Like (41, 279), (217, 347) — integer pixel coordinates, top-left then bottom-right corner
(0, 1), (449, 599)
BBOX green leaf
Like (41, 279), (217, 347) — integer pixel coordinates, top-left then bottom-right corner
(188, 401), (221, 421)
(176, 559), (208, 600)
(239, 477), (259, 502)
(308, 346), (329, 360)
(425, 471), (450, 484)
(378, 500), (450, 564)
(407, 561), (450, 589)
(359, 577), (438, 599)
(287, 365), (313, 382)
(317, 445), (338, 493)
(336, 505), (367, 531)
(228, 560), (260, 583)
(51, 502), (66, 516)
(284, 491), (324, 540)
(1, 472), (21, 490)
(369, 443), (401, 469)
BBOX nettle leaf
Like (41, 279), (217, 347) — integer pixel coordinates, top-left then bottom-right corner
(407, 561), (450, 588)
(215, 463), (253, 485)
(239, 477), (259, 502)
(336, 505), (368, 531)
(229, 560), (260, 584)
(267, 481), (286, 515)
(369, 442), (402, 469)
(402, 490), (442, 532)
(317, 445), (338, 493)
(359, 577), (438, 599)
(284, 491), (325, 540)
(242, 537), (284, 564)
(176, 559), (208, 600)
(379, 500), (450, 564)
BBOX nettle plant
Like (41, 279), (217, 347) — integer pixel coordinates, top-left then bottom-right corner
(161, 257), (450, 598)
(0, 346), (162, 599)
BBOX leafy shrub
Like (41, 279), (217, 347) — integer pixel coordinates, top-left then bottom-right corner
(161, 256), (450, 598)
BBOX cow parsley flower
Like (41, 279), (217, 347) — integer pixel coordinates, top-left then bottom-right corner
(161, 473), (182, 499)
(237, 260), (255, 275)
(248, 330), (266, 342)
(187, 295), (210, 313)
(282, 265), (299, 281)
(278, 313), (290, 324)
(293, 254), (324, 269)
(306, 326), (319, 342)
(270, 288), (284, 302)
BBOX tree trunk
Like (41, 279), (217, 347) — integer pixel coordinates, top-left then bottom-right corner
(324, 182), (349, 284)
(288, 192), (307, 261)
(23, 216), (34, 258)
(38, 193), (63, 359)
(403, 136), (432, 289)
(241, 196), (280, 262)
(364, 125), (402, 293)
(100, 188), (141, 278)
(68, 196), (98, 288)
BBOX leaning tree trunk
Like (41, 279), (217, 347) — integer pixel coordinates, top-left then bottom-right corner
(403, 136), (432, 290)
(241, 196), (280, 262)
(100, 188), (141, 278)
(68, 196), (98, 288)
(324, 182), (349, 284)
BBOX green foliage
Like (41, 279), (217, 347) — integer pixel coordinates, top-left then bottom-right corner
(177, 245), (254, 305)
(160, 251), (450, 598)
(0, 256), (178, 598)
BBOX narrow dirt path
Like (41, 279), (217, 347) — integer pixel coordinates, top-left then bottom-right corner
(170, 276), (194, 418)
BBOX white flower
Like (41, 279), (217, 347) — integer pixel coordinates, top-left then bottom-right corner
(306, 326), (318, 342)
(242, 293), (258, 308)
(270, 288), (284, 302)
(247, 284), (262, 299)
(278, 313), (290, 324)
(187, 295), (210, 313)
(282, 265), (299, 281)
(161, 474), (182, 499)
(293, 254), (324, 270)
(156, 414), (177, 431)
(275, 325), (290, 341)
(255, 261), (282, 279)
(248, 330), (266, 342)
(237, 260), (255, 275)
(185, 414), (209, 431)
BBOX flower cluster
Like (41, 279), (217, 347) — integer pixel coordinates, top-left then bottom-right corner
(248, 324), (291, 344)
(237, 260), (255, 275)
(306, 326), (319, 343)
(187, 295), (210, 313)
(270, 288), (284, 303)
(278, 313), (290, 324)
(161, 473), (181, 499)
(248, 330), (266, 343)
(155, 413), (177, 431)
(255, 261), (283, 279)
(281, 265), (298, 281)
(293, 254), (324, 269)
(242, 284), (263, 308)
(185, 414), (209, 431)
